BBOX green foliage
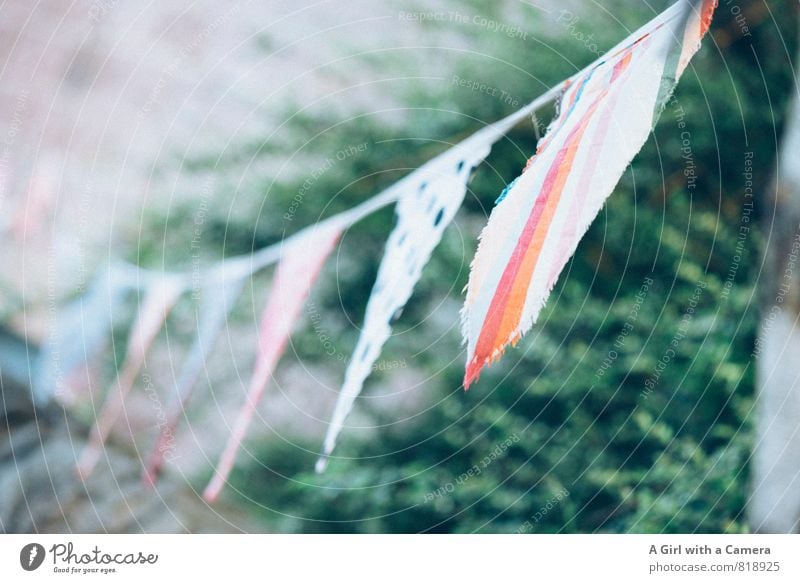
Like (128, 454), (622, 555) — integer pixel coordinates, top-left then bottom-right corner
(187, 2), (797, 532)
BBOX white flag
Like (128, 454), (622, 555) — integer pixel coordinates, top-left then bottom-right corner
(317, 141), (492, 471)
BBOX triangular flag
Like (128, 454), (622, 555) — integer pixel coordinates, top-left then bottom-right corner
(143, 275), (246, 485)
(462, 0), (716, 388)
(203, 222), (342, 501)
(316, 141), (492, 472)
(34, 265), (132, 405)
(77, 277), (183, 477)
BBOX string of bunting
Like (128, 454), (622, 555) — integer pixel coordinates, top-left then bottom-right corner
(37, 0), (717, 497)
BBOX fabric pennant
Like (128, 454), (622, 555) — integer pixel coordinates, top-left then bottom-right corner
(461, 0), (717, 388)
(77, 278), (184, 478)
(143, 275), (246, 485)
(316, 142), (492, 472)
(34, 265), (132, 405)
(203, 222), (342, 501)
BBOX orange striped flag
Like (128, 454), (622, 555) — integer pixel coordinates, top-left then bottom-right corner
(462, 0), (717, 388)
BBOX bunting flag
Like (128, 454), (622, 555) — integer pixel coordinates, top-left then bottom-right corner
(143, 276), (245, 485)
(316, 142), (492, 472)
(461, 0), (717, 388)
(34, 266), (131, 405)
(35, 0), (719, 496)
(77, 278), (183, 478)
(203, 222), (342, 501)
(10, 156), (58, 241)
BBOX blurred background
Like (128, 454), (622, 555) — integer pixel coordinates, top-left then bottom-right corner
(1, 0), (799, 533)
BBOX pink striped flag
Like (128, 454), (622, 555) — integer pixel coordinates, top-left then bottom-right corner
(462, 0), (717, 388)
(35, 265), (131, 404)
(203, 222), (342, 502)
(142, 276), (245, 486)
(77, 278), (183, 478)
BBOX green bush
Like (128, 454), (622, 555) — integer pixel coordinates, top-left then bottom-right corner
(195, 2), (798, 532)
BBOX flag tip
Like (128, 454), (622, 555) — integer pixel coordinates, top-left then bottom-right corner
(202, 484), (221, 504)
(463, 358), (482, 390)
(75, 447), (100, 480)
(141, 465), (158, 488)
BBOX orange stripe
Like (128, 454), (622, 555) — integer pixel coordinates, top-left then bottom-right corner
(465, 50), (636, 387)
(491, 105), (599, 347)
(493, 55), (635, 343)
(699, 0), (717, 37)
(465, 100), (601, 386)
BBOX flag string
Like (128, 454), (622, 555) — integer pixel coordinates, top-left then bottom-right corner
(113, 80), (567, 292)
(109, 0), (691, 292)
(59, 0), (715, 489)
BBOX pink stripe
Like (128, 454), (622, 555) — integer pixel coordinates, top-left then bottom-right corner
(77, 280), (183, 479)
(547, 43), (644, 283)
(203, 225), (341, 502)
